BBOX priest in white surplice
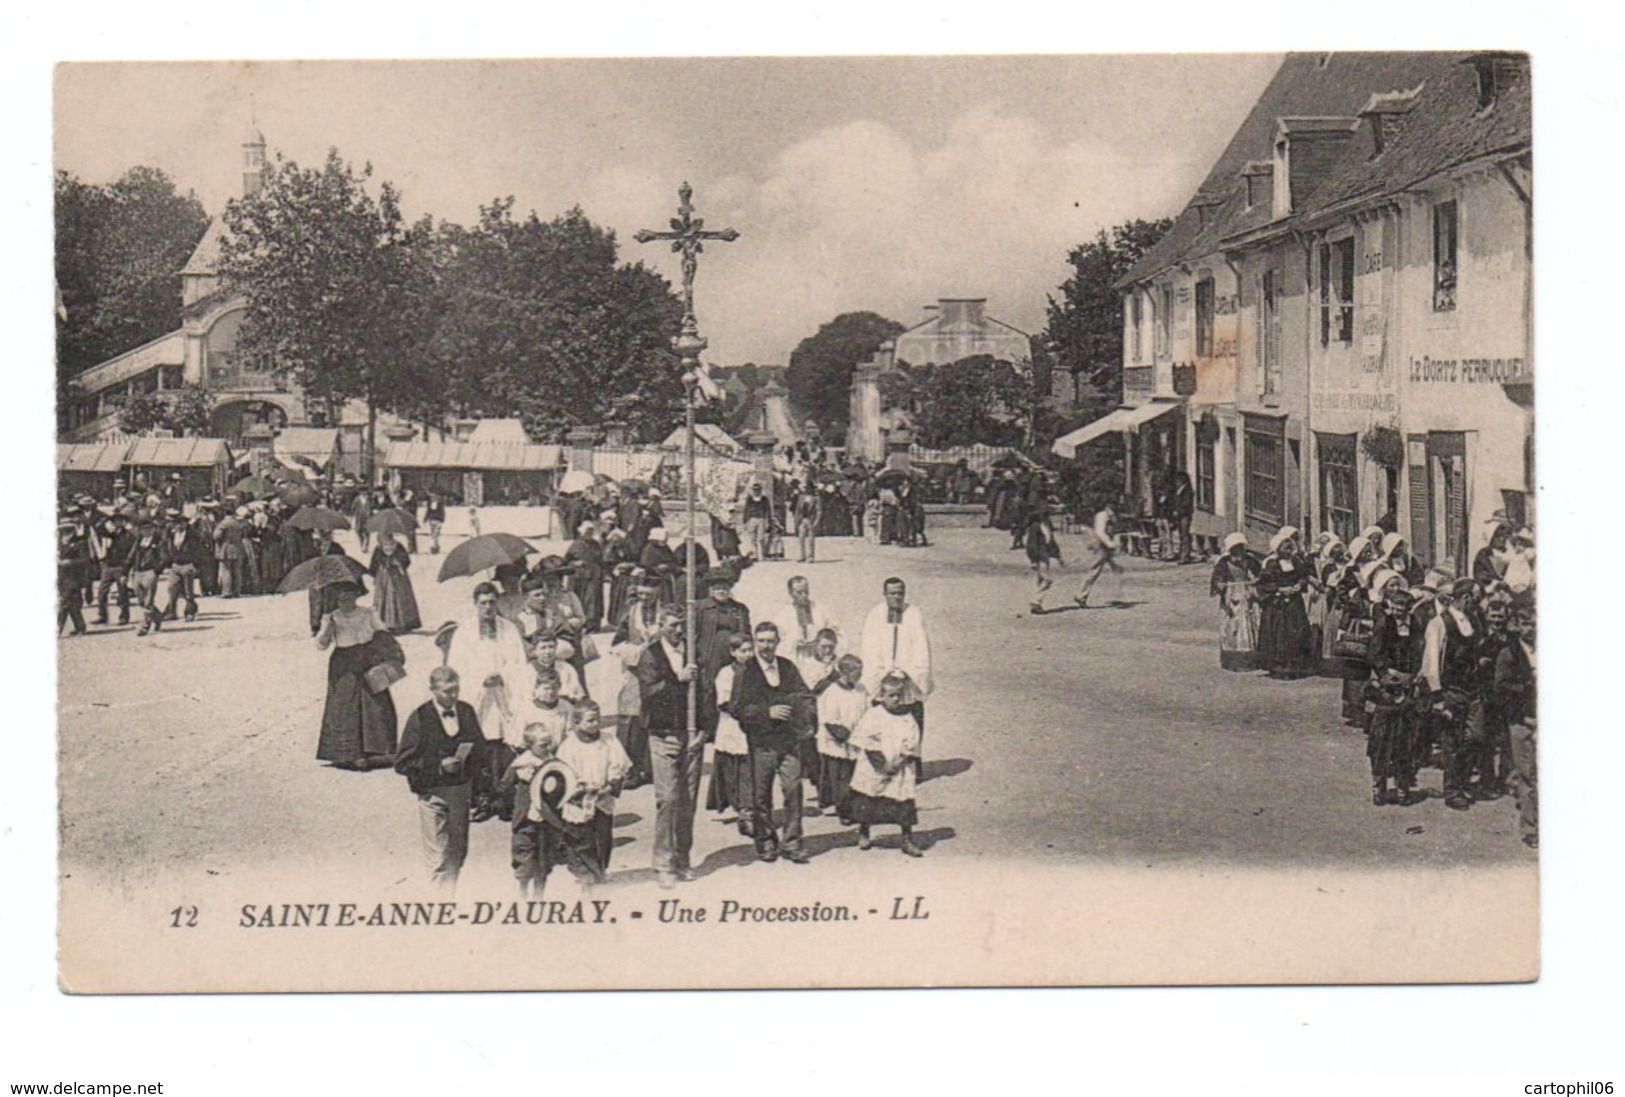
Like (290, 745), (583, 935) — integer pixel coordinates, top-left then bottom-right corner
(859, 577), (933, 774)
(771, 574), (841, 664)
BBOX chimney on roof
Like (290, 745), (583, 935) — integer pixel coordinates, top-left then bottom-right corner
(1359, 85), (1423, 157)
(1464, 51), (1527, 111)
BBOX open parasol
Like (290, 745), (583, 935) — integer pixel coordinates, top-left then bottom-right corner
(277, 553), (367, 594)
(436, 532), (535, 582)
(287, 505), (352, 533)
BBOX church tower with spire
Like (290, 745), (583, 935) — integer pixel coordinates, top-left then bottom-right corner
(241, 125), (267, 198)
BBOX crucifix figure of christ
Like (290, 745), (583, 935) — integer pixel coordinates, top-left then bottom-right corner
(634, 181), (739, 328)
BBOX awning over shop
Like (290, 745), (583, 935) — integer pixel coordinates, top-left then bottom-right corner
(273, 427), (340, 469)
(57, 441), (131, 475)
(123, 437), (233, 469)
(383, 441), (564, 471)
(1051, 401), (1183, 459)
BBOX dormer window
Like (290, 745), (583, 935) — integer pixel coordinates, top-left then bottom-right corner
(1465, 51), (1526, 112)
(1241, 160), (1273, 209)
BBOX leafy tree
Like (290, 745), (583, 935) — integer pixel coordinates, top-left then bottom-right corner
(402, 200), (685, 442)
(877, 355), (1034, 449)
(785, 311), (905, 438)
(112, 383), (216, 436)
(219, 149), (413, 471)
(55, 167), (209, 382)
(1042, 217), (1173, 399)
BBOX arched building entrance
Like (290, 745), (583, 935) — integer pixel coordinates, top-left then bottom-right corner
(210, 398), (291, 446)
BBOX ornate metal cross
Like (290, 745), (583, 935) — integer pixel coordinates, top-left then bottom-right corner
(634, 182), (739, 343)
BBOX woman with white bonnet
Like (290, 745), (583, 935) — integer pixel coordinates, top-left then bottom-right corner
(1255, 526), (1315, 679)
(1209, 532), (1260, 671)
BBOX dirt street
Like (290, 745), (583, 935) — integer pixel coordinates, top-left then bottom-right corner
(59, 521), (1533, 896)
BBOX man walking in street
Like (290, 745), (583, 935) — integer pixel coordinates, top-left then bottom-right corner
(732, 621), (813, 864)
(161, 507), (208, 623)
(94, 511), (133, 626)
(741, 481), (774, 560)
(636, 606), (701, 889)
(213, 506), (247, 599)
(394, 667), (484, 892)
(1168, 466), (1196, 563)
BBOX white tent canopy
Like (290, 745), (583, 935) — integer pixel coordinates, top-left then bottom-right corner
(1051, 401), (1183, 459)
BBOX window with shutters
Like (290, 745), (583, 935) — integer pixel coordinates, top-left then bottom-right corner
(1245, 417), (1286, 526)
(1433, 201), (1458, 312)
(1156, 285), (1173, 358)
(1195, 421), (1217, 511)
(1130, 293), (1144, 362)
(1319, 238), (1355, 345)
(1195, 278), (1215, 357)
(1406, 437), (1432, 564)
(1258, 269), (1283, 394)
(1316, 433), (1358, 542)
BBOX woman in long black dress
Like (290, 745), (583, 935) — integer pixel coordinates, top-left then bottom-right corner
(369, 531), (422, 633)
(1364, 570), (1425, 805)
(1331, 530), (1385, 722)
(565, 520), (606, 631)
(315, 580), (402, 770)
(1255, 526), (1316, 679)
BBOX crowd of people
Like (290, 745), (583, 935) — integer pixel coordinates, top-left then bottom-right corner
(1208, 517), (1538, 847)
(55, 473), (430, 639)
(62, 451), (1536, 892)
(332, 563), (937, 896)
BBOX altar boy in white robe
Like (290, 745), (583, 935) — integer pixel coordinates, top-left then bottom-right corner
(859, 577), (933, 776)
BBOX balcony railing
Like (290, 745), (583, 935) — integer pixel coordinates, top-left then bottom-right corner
(1123, 366), (1155, 398)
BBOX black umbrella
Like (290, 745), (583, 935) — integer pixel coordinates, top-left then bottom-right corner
(873, 466), (923, 487)
(436, 532), (535, 582)
(287, 506), (352, 533)
(277, 553), (367, 594)
(278, 483), (321, 508)
(366, 509), (416, 538)
(229, 474), (275, 498)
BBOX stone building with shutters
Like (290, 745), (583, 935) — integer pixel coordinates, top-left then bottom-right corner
(1096, 51), (1530, 563)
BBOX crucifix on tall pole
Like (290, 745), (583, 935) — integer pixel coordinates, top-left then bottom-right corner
(635, 182), (739, 736)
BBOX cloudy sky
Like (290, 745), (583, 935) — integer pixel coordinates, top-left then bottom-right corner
(56, 56), (1280, 365)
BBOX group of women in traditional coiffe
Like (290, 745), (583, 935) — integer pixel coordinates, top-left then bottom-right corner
(1210, 518), (1537, 847)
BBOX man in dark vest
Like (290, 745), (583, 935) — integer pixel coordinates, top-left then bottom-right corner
(732, 621), (813, 864)
(635, 605), (700, 889)
(394, 666), (485, 892)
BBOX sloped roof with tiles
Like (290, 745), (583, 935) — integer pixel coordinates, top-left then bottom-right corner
(1118, 52), (1462, 287)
